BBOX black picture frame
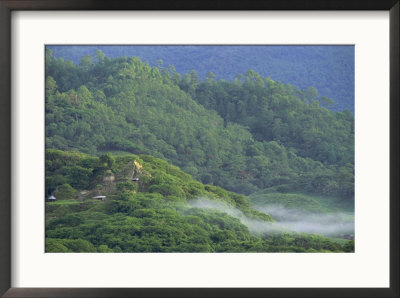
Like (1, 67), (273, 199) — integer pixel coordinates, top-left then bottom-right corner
(0, 1), (399, 297)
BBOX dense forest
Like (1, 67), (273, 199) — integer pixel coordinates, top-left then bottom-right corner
(46, 149), (353, 252)
(47, 45), (354, 112)
(45, 48), (354, 252)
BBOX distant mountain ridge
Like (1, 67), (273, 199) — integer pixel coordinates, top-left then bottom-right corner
(47, 45), (354, 112)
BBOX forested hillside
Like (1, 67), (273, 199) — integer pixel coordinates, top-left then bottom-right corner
(192, 72), (354, 165)
(47, 45), (354, 112)
(45, 48), (354, 252)
(45, 149), (353, 252)
(45, 49), (354, 199)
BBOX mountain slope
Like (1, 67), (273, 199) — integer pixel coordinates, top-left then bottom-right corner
(45, 149), (353, 252)
(47, 45), (354, 112)
(45, 50), (354, 198)
(192, 73), (354, 166)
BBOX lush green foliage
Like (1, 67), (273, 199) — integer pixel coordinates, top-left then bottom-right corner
(46, 150), (352, 253)
(47, 45), (354, 112)
(193, 72), (354, 166)
(45, 50), (354, 199)
(45, 49), (354, 252)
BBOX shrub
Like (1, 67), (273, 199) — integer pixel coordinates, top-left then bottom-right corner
(117, 181), (137, 192)
(45, 238), (70, 252)
(55, 183), (77, 200)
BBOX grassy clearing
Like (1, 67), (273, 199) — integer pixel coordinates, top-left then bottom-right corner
(249, 191), (354, 214)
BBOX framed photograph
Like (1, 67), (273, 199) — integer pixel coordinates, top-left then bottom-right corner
(1, 1), (399, 297)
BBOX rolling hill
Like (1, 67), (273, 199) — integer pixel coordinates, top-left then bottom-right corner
(47, 45), (354, 112)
